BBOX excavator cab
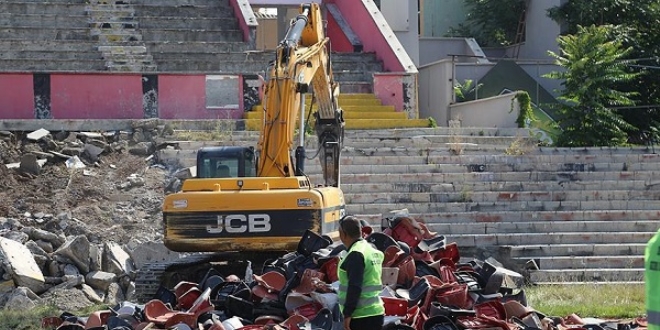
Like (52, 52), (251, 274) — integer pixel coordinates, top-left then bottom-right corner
(196, 146), (256, 179)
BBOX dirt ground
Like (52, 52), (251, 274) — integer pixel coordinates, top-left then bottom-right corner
(0, 150), (168, 246)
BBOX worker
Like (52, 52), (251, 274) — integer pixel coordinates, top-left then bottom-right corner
(337, 216), (385, 330)
(646, 228), (660, 330)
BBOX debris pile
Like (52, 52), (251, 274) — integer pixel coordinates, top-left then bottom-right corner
(39, 214), (646, 330)
(0, 121), (182, 312)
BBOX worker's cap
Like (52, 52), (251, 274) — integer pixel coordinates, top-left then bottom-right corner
(254, 315), (284, 326)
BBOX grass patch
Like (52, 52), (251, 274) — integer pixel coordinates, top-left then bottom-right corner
(526, 283), (645, 318)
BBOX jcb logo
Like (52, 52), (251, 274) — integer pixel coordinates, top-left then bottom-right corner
(206, 214), (272, 234)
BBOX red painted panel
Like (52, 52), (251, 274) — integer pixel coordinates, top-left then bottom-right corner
(0, 74), (34, 119)
(374, 74), (404, 112)
(327, 12), (354, 53)
(160, 75), (244, 119)
(326, 0), (404, 72)
(159, 75), (207, 119)
(50, 74), (143, 119)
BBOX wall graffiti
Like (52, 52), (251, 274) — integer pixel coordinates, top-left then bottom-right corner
(142, 74), (158, 119)
(33, 74), (52, 119)
(242, 74), (263, 111)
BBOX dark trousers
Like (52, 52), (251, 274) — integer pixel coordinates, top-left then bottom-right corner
(350, 314), (384, 330)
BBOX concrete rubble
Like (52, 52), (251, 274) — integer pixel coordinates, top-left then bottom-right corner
(0, 119), (184, 313)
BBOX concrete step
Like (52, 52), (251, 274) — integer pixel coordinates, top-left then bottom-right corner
(353, 210), (660, 225)
(131, 0), (226, 5)
(0, 51), (102, 60)
(11, 0), (85, 2)
(99, 45), (149, 55)
(0, 13), (88, 28)
(0, 2), (87, 15)
(341, 180), (656, 193)
(245, 118), (432, 131)
(145, 41), (249, 53)
(519, 255), (643, 270)
(0, 40), (104, 51)
(141, 29), (244, 42)
(448, 231), (654, 247)
(529, 268), (644, 283)
(152, 54), (383, 72)
(345, 200), (660, 214)
(138, 16), (238, 30)
(344, 189), (660, 204)
(0, 27), (92, 40)
(245, 111), (406, 120)
(106, 63), (157, 72)
(508, 243), (647, 258)
(426, 220), (660, 236)
(0, 59), (106, 71)
(131, 4), (235, 18)
(335, 81), (373, 94)
(104, 54), (154, 64)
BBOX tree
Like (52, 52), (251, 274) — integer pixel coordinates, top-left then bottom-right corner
(544, 25), (638, 147)
(548, 0), (660, 143)
(447, 0), (525, 47)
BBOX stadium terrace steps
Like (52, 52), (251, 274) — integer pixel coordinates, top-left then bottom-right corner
(159, 127), (660, 283)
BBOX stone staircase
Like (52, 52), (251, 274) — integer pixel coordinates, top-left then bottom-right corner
(245, 93), (429, 130)
(86, 0), (156, 71)
(159, 128), (660, 284)
(0, 0), (107, 71)
(0, 0), (383, 94)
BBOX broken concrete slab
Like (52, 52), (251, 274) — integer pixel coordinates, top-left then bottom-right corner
(0, 237), (46, 294)
(81, 283), (104, 304)
(22, 227), (66, 248)
(84, 143), (104, 162)
(104, 282), (124, 305)
(19, 153), (45, 175)
(102, 242), (134, 276)
(85, 271), (117, 291)
(26, 128), (50, 141)
(126, 241), (181, 270)
(128, 141), (155, 156)
(4, 287), (39, 310)
(53, 235), (91, 274)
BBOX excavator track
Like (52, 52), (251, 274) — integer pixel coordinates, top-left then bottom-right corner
(134, 253), (229, 303)
(134, 251), (286, 303)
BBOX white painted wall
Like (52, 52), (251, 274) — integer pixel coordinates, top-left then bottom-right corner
(449, 93), (519, 128)
(380, 0), (420, 67)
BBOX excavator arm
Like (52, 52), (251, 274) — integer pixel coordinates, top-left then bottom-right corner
(257, 3), (344, 187)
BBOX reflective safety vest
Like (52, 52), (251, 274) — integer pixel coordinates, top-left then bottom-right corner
(337, 239), (385, 318)
(646, 229), (660, 330)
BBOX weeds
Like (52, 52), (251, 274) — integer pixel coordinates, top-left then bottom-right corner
(526, 283), (644, 318)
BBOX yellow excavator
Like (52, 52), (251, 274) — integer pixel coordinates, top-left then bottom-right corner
(136, 3), (346, 300)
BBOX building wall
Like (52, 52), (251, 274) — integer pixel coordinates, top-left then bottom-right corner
(0, 74), (34, 119)
(449, 93), (519, 128)
(380, 0), (420, 66)
(420, 0), (467, 37)
(517, 0), (561, 60)
(255, 17), (278, 50)
(50, 74), (144, 119)
(0, 73), (248, 120)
